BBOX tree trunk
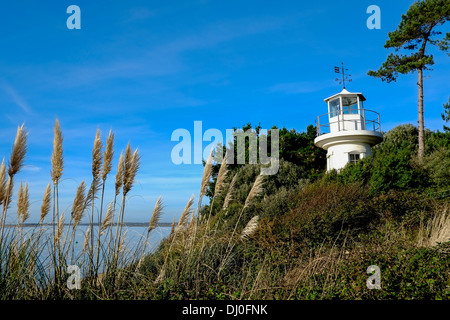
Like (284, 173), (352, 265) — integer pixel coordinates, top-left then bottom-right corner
(417, 68), (425, 160)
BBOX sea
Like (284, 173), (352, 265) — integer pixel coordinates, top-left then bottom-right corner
(2, 223), (172, 276)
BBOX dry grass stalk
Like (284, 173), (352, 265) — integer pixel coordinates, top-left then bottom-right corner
(136, 255), (145, 273)
(188, 212), (197, 236)
(244, 175), (264, 210)
(222, 174), (237, 211)
(115, 151), (124, 198)
(220, 175), (265, 274)
(71, 181), (86, 228)
(176, 194), (194, 233)
(0, 159), (6, 206)
(89, 129), (104, 198)
(40, 183), (51, 223)
(214, 156), (228, 197)
(3, 177), (13, 210)
(17, 182), (30, 224)
(100, 201), (114, 236)
(418, 206), (450, 247)
(102, 130), (115, 181)
(17, 182), (23, 219)
(1, 125), (27, 242)
(169, 216), (176, 240)
(84, 130), (104, 212)
(148, 196), (163, 233)
(429, 207), (450, 246)
(82, 226), (91, 253)
(92, 129), (103, 178)
(9, 124), (27, 178)
(200, 149), (214, 198)
(118, 230), (127, 253)
(123, 145), (140, 196)
(154, 268), (165, 284)
(51, 119), (63, 183)
(241, 216), (259, 240)
(55, 212), (65, 244)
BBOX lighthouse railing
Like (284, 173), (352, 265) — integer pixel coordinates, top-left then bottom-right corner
(315, 108), (381, 136)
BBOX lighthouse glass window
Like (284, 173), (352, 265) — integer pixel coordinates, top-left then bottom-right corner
(349, 153), (360, 164)
(329, 98), (340, 117)
(342, 97), (359, 114)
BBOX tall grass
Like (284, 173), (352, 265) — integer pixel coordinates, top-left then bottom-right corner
(0, 122), (448, 300)
(0, 121), (164, 299)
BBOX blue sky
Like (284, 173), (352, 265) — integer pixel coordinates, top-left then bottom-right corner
(0, 0), (449, 223)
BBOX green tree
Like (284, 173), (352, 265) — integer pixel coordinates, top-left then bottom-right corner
(442, 97), (450, 132)
(205, 123), (326, 200)
(368, 0), (450, 159)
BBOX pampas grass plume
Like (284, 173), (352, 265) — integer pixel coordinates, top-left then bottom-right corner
(51, 119), (63, 183)
(148, 196), (163, 233)
(241, 216), (259, 240)
(40, 183), (51, 223)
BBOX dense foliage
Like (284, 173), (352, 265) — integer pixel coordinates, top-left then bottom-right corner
(142, 123), (449, 300)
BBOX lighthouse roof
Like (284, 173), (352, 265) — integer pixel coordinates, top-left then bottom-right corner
(324, 88), (366, 102)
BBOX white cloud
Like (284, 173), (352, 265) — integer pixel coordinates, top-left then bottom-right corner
(2, 83), (33, 114)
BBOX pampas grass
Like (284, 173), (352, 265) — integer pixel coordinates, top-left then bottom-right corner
(241, 216), (259, 240)
(100, 201), (114, 236)
(55, 212), (65, 245)
(51, 120), (63, 184)
(1, 124), (28, 244)
(96, 130), (115, 276)
(418, 205), (450, 247)
(214, 155), (228, 197)
(40, 183), (51, 223)
(177, 195), (194, 233)
(244, 174), (264, 210)
(9, 124), (28, 178)
(102, 130), (115, 182)
(200, 149), (214, 199)
(0, 159), (6, 206)
(112, 143), (140, 278)
(82, 226), (91, 254)
(50, 119), (63, 266)
(169, 216), (176, 240)
(219, 174), (265, 277)
(222, 173), (237, 211)
(87, 129), (103, 206)
(0, 122), (155, 298)
(123, 144), (140, 196)
(71, 181), (86, 229)
(148, 196), (163, 234)
(17, 182), (30, 225)
(115, 151), (124, 200)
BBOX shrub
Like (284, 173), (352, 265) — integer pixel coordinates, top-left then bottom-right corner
(369, 144), (426, 194)
(420, 147), (450, 188)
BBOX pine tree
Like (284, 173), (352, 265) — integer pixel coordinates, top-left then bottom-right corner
(442, 98), (450, 132)
(368, 0), (450, 159)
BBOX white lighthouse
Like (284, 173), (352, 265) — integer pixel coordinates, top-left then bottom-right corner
(314, 88), (383, 171)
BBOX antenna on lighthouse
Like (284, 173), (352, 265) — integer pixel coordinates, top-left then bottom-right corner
(334, 62), (352, 89)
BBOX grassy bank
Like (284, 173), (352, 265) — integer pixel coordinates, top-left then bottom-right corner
(0, 122), (449, 299)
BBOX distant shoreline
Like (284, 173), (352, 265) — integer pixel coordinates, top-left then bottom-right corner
(3, 222), (173, 228)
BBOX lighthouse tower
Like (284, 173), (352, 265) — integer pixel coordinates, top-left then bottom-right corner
(314, 88), (383, 171)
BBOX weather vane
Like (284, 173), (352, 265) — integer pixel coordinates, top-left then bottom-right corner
(335, 62), (352, 89)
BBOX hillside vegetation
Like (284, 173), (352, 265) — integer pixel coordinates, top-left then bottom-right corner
(0, 123), (449, 299)
(134, 123), (450, 300)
